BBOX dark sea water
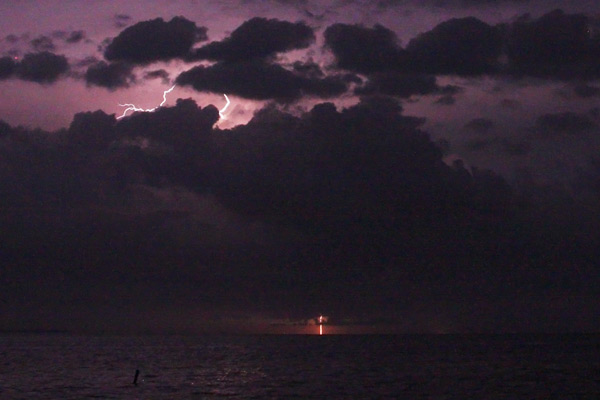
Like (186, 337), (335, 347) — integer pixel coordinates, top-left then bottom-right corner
(1, 333), (599, 399)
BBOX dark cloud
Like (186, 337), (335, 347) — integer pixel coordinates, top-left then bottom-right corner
(176, 59), (349, 101)
(324, 11), (600, 80)
(0, 99), (218, 211)
(190, 17), (314, 62)
(75, 56), (99, 68)
(114, 14), (132, 28)
(15, 52), (69, 83)
(144, 69), (170, 82)
(4, 34), (20, 44)
(457, 0), (530, 4)
(466, 137), (493, 151)
(535, 111), (597, 137)
(201, 98), (572, 324)
(406, 17), (502, 75)
(465, 117), (494, 133)
(67, 110), (117, 149)
(500, 138), (531, 155)
(116, 98), (218, 155)
(65, 30), (86, 44)
(573, 84), (600, 98)
(377, 0), (530, 7)
(434, 94), (456, 105)
(535, 112), (597, 137)
(324, 23), (404, 74)
(85, 61), (135, 89)
(0, 119), (11, 136)
(209, 97), (450, 230)
(293, 60), (362, 85)
(104, 17), (208, 64)
(97, 38), (112, 54)
(51, 30), (68, 39)
(466, 135), (531, 155)
(291, 60), (324, 78)
(500, 98), (522, 109)
(1, 92), (600, 332)
(506, 9), (600, 79)
(0, 56), (16, 79)
(324, 18), (501, 76)
(574, 156), (600, 196)
(355, 72), (441, 97)
(30, 35), (56, 52)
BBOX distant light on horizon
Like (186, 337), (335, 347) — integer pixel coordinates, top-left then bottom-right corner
(318, 315), (329, 335)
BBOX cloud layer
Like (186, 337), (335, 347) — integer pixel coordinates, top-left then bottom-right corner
(2, 92), (599, 331)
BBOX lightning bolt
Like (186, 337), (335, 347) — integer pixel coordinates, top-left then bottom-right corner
(117, 85), (176, 119)
(117, 86), (231, 122)
(219, 94), (230, 120)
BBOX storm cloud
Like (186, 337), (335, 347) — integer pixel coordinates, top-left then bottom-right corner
(3, 1), (600, 334)
(324, 10), (600, 80)
(0, 56), (16, 79)
(405, 17), (502, 75)
(85, 61), (135, 89)
(65, 30), (86, 43)
(15, 51), (69, 83)
(30, 35), (56, 52)
(324, 19), (503, 76)
(355, 72), (441, 97)
(189, 17), (315, 62)
(465, 118), (495, 133)
(1, 90), (600, 331)
(573, 84), (600, 98)
(143, 69), (170, 82)
(535, 111), (597, 137)
(104, 17), (208, 64)
(506, 9), (600, 79)
(324, 23), (405, 74)
(176, 59), (349, 101)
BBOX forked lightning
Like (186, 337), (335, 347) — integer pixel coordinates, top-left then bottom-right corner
(117, 86), (231, 120)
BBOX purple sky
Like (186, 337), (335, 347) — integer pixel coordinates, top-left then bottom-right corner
(1, 0), (600, 333)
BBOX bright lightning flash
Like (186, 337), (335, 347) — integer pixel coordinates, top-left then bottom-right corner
(117, 85), (176, 119)
(319, 315), (324, 335)
(219, 94), (230, 120)
(117, 87), (231, 121)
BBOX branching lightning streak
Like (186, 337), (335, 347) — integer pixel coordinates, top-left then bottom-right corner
(219, 94), (230, 120)
(117, 85), (176, 119)
(117, 86), (231, 122)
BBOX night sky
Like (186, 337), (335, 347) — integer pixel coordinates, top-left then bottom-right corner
(1, 0), (600, 334)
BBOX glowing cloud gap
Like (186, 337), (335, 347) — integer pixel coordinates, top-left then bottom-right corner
(219, 94), (230, 120)
(116, 85), (176, 119)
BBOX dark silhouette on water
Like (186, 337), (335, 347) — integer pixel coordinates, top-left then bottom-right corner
(133, 369), (140, 386)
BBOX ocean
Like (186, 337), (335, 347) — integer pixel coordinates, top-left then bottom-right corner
(1, 333), (599, 399)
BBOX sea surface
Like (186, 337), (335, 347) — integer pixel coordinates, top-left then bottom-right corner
(1, 333), (599, 399)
